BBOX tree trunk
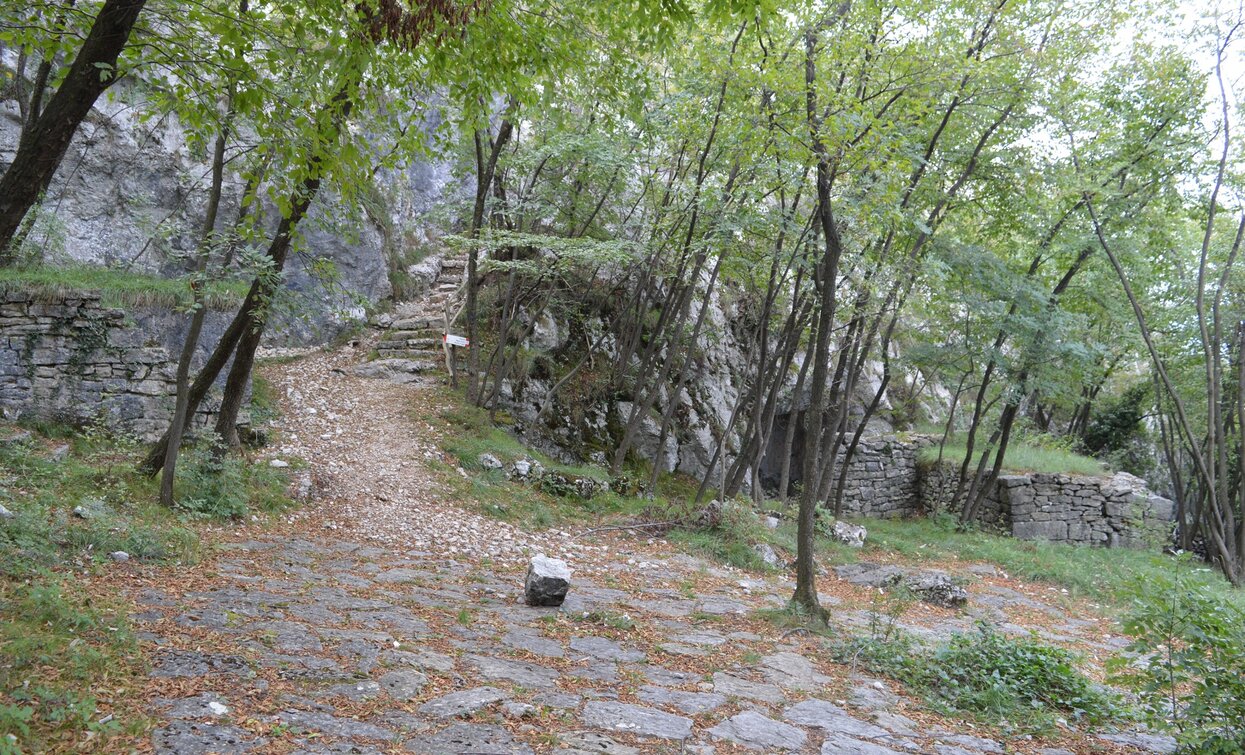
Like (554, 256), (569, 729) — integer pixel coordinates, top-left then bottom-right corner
(0, 0), (147, 258)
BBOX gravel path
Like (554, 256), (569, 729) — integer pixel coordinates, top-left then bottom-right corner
(260, 343), (605, 567)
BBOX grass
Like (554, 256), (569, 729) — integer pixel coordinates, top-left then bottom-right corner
(0, 421), (298, 749)
(857, 514), (1245, 611)
(433, 392), (651, 529)
(0, 576), (150, 752)
(917, 434), (1106, 476)
(831, 621), (1124, 735)
(0, 263), (247, 311)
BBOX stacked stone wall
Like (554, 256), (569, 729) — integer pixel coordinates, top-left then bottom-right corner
(915, 457), (1174, 547)
(0, 289), (240, 440)
(831, 436), (935, 518)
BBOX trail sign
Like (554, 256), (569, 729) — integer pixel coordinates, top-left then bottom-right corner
(444, 334), (470, 347)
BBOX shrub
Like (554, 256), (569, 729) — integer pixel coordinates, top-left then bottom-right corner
(833, 621), (1119, 733)
(176, 442), (249, 518)
(1108, 572), (1245, 752)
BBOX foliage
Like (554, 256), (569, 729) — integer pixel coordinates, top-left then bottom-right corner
(834, 622), (1120, 734)
(1109, 571), (1245, 752)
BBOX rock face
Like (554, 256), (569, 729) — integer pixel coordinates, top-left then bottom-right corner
(1, 79), (460, 345)
(524, 555), (571, 606)
(0, 290), (239, 439)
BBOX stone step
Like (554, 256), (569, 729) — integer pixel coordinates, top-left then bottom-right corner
(385, 328), (441, 341)
(390, 316), (438, 331)
(378, 338), (441, 352)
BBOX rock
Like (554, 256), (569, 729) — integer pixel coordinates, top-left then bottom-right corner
(754, 543), (781, 567)
(785, 699), (889, 739)
(820, 738), (907, 755)
(708, 711), (807, 751)
(637, 685), (727, 714)
(152, 721), (266, 753)
(904, 572), (969, 609)
(477, 453), (503, 470)
(277, 710), (397, 741)
(712, 672), (786, 704)
(525, 554), (571, 607)
(570, 636), (644, 662)
(1094, 732), (1177, 754)
(557, 731), (641, 755)
(0, 503), (14, 520)
(508, 457), (545, 480)
(72, 498), (109, 519)
(760, 652), (833, 691)
(404, 723), (534, 754)
(580, 701), (693, 740)
(50, 444), (70, 462)
(502, 702), (537, 718)
(418, 687), (507, 718)
(834, 562), (907, 587)
(831, 520), (868, 547)
(0, 430), (32, 447)
(379, 669), (427, 701)
(109, 551), (130, 562)
(465, 654), (560, 688)
(269, 459), (290, 468)
(501, 629), (565, 658)
(765, 515), (781, 530)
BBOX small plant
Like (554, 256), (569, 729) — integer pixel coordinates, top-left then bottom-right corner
(831, 621), (1118, 733)
(1108, 571), (1245, 752)
(456, 608), (474, 626)
(176, 441), (249, 518)
(576, 610), (634, 631)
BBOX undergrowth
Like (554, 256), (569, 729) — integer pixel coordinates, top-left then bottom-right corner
(832, 621), (1122, 734)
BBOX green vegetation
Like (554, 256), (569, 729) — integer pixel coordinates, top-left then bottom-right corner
(435, 395), (649, 528)
(1110, 572), (1245, 752)
(0, 263), (247, 311)
(0, 577), (148, 752)
(917, 435), (1107, 477)
(834, 622), (1122, 734)
(0, 422), (296, 749)
(859, 515), (1245, 611)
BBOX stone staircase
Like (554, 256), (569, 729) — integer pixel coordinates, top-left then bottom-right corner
(352, 253), (467, 383)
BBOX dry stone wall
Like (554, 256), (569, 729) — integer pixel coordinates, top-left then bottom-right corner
(917, 460), (1175, 547)
(831, 436), (932, 518)
(0, 289), (240, 440)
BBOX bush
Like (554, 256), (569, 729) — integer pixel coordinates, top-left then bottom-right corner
(1108, 572), (1245, 752)
(833, 621), (1119, 733)
(176, 442), (250, 518)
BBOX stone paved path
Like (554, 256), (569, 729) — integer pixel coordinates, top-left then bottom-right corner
(126, 345), (1174, 754)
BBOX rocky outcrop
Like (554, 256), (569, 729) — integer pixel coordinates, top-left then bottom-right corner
(0, 289), (238, 439)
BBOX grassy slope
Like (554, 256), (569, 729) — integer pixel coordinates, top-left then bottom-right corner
(0, 263), (247, 311)
(916, 434), (1107, 476)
